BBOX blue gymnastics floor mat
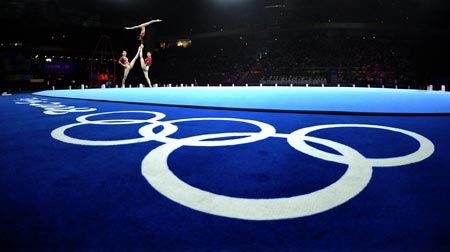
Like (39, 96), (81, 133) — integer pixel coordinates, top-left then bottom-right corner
(1, 92), (449, 251)
(34, 87), (450, 114)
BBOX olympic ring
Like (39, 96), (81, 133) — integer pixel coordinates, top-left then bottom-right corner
(75, 111), (166, 125)
(139, 117), (276, 146)
(50, 110), (435, 220)
(51, 111), (167, 146)
(141, 132), (373, 220)
(287, 124), (435, 167)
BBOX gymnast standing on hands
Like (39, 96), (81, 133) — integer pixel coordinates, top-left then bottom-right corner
(125, 19), (162, 44)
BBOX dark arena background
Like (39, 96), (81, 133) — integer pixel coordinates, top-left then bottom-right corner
(1, 1), (450, 252)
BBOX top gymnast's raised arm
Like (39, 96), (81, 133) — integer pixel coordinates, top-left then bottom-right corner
(124, 19), (162, 30)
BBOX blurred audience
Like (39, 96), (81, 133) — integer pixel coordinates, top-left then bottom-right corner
(154, 30), (418, 87)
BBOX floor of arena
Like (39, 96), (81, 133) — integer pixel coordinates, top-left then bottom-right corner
(1, 87), (449, 252)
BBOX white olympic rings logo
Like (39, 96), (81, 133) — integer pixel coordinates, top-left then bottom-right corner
(51, 111), (435, 220)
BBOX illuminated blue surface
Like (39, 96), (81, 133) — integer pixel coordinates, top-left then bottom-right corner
(34, 87), (450, 114)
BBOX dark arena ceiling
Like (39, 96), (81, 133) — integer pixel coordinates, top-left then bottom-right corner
(2, 0), (450, 34)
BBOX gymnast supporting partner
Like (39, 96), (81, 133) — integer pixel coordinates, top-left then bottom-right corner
(117, 45), (142, 86)
(139, 45), (153, 87)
